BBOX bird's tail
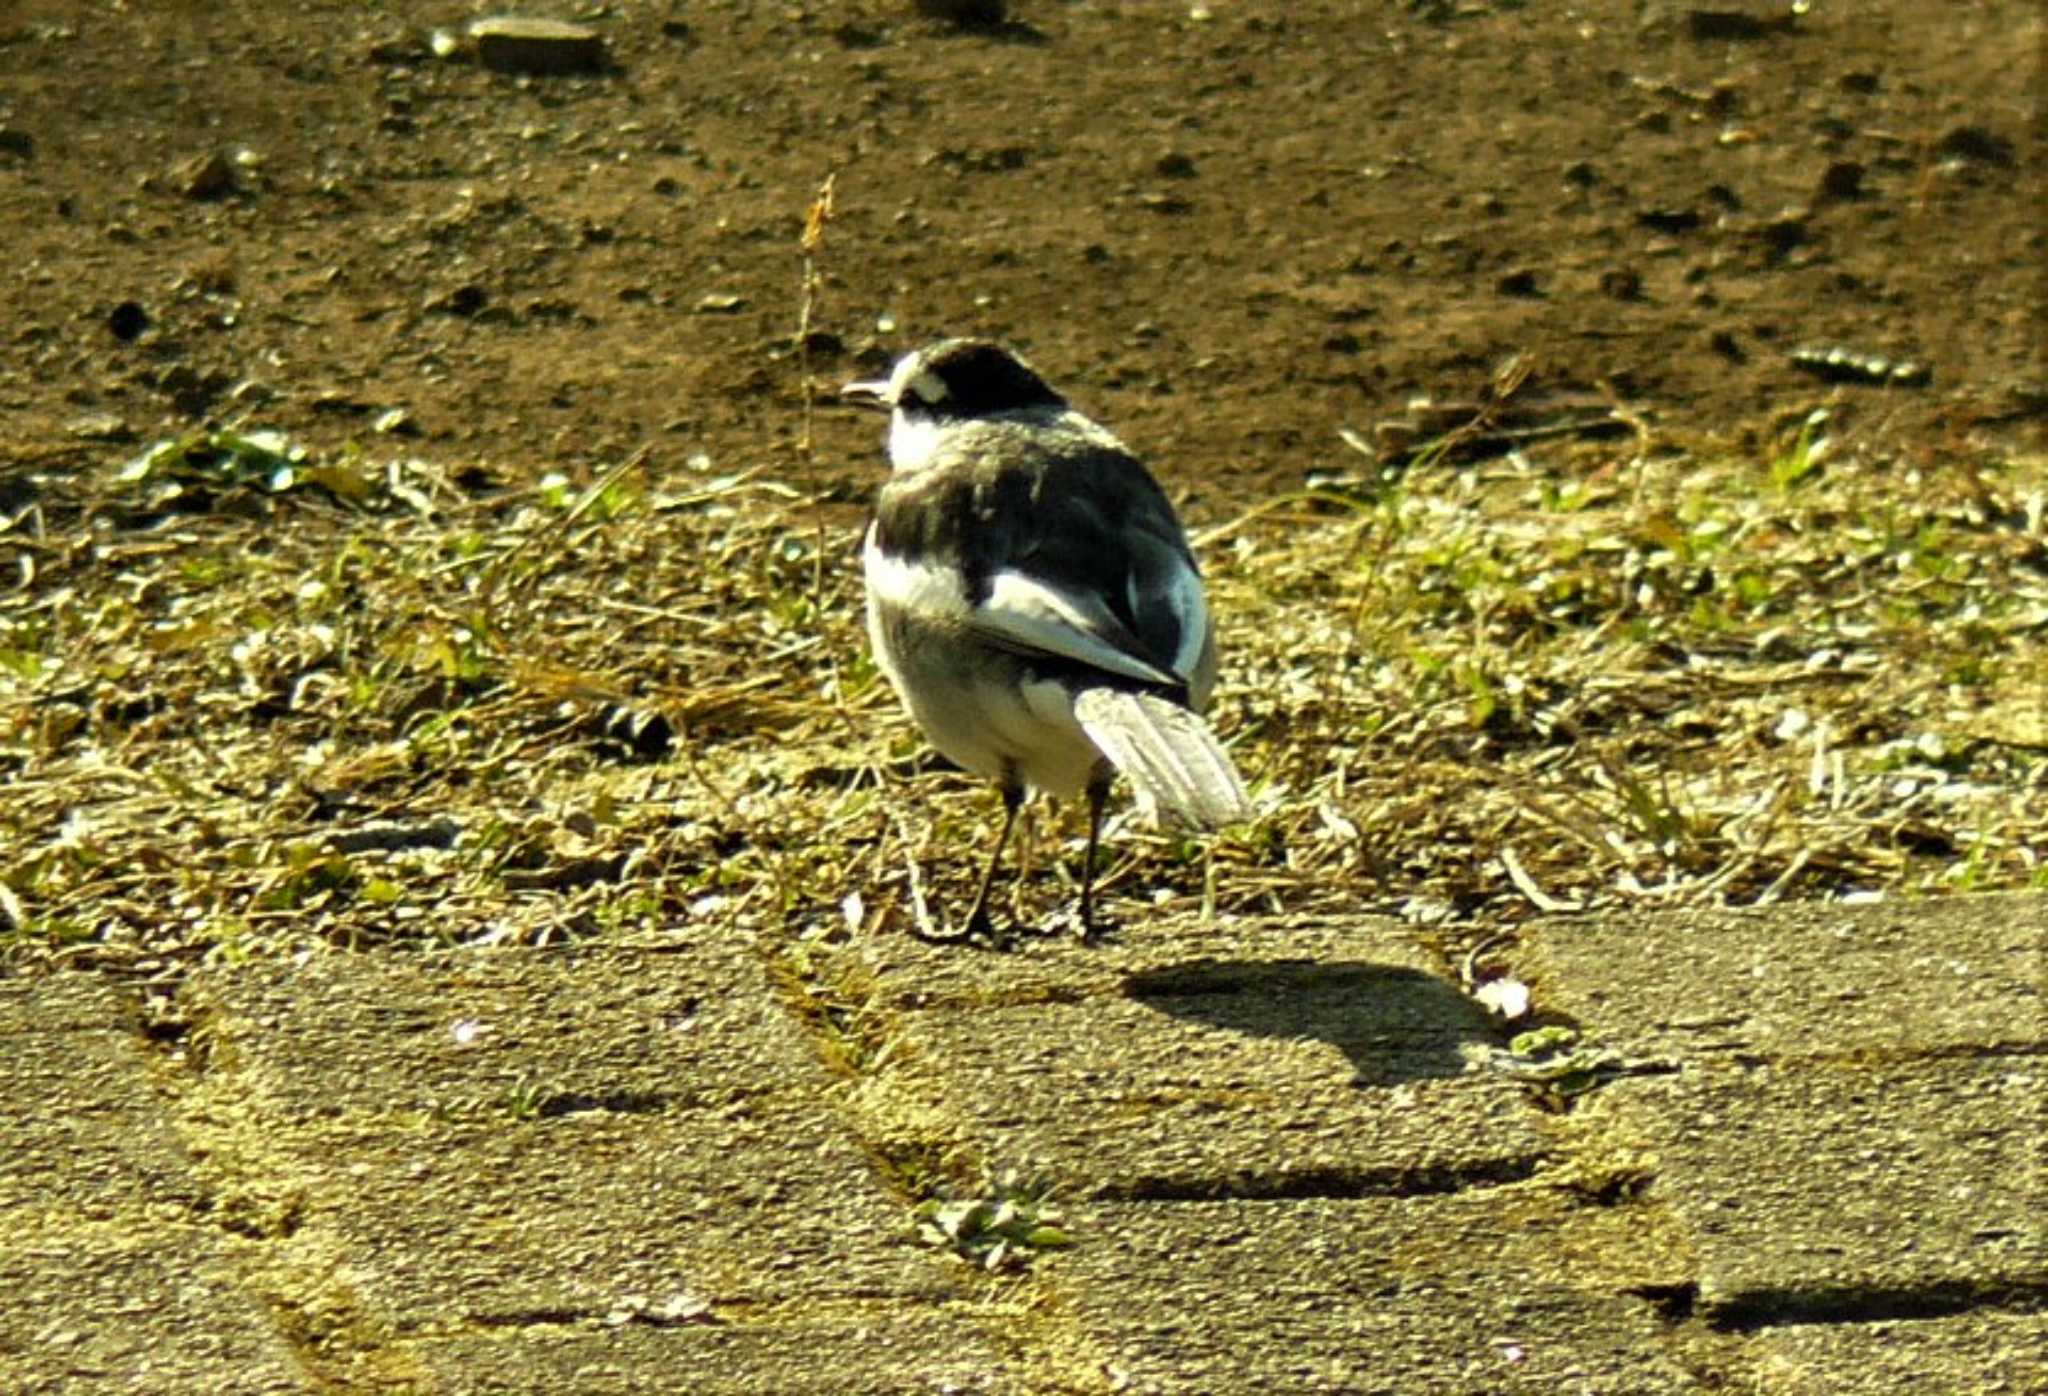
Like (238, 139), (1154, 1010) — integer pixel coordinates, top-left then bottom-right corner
(1073, 688), (1252, 830)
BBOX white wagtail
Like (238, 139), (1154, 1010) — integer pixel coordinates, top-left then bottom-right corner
(843, 338), (1251, 943)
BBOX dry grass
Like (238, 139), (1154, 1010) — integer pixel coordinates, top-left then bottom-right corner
(1, 411), (2044, 977)
(1204, 412), (2048, 932)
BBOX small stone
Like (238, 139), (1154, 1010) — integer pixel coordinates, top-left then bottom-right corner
(1637, 207), (1701, 235)
(67, 413), (134, 443)
(430, 29), (460, 59)
(172, 151), (236, 200)
(694, 293), (746, 314)
(424, 284), (489, 317)
(1756, 209), (1809, 257)
(310, 389), (374, 416)
(913, 0), (1008, 28)
(366, 34), (424, 63)
(1599, 267), (1644, 301)
(1686, 9), (1793, 42)
(1935, 125), (2015, 168)
(1136, 191), (1192, 215)
(1154, 152), (1197, 179)
(1495, 267), (1542, 298)
(470, 17), (607, 75)
(373, 407), (418, 435)
(1818, 160), (1864, 201)
(107, 301), (150, 342)
(0, 125), (32, 160)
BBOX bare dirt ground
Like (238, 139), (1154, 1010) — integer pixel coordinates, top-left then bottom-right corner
(1, 1), (2041, 511)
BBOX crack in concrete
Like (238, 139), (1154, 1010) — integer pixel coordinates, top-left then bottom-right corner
(1095, 1154), (1548, 1203)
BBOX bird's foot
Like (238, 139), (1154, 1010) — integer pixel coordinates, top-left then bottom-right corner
(907, 905), (1022, 952)
(909, 920), (977, 947)
(1040, 901), (1119, 947)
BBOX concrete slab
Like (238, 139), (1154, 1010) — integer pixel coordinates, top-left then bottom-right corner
(1056, 1189), (1705, 1395)
(1581, 1057), (2044, 1320)
(1750, 1310), (2047, 1395)
(1519, 893), (2045, 1057)
(858, 914), (1547, 1198)
(178, 948), (989, 1355)
(1519, 892), (2048, 1388)
(0, 977), (310, 1393)
(188, 943), (821, 1122)
(223, 1099), (961, 1324)
(0, 1223), (310, 1396)
(9, 893), (2039, 1393)
(1, 977), (206, 1216)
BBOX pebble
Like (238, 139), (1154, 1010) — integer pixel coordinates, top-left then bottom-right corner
(172, 151), (235, 200)
(424, 284), (489, 317)
(1496, 267), (1542, 298)
(1638, 207), (1701, 235)
(1600, 267), (1644, 301)
(1686, 9), (1795, 42)
(1818, 160), (1864, 201)
(365, 34), (424, 64)
(107, 301), (150, 342)
(913, 0), (1008, 27)
(67, 413), (134, 443)
(470, 17), (607, 76)
(1935, 125), (2014, 168)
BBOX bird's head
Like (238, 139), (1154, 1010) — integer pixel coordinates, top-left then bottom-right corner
(843, 339), (1066, 470)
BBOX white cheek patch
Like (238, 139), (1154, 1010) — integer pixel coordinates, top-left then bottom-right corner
(863, 531), (969, 622)
(886, 411), (947, 474)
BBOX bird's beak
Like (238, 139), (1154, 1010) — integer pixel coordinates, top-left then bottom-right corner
(839, 378), (892, 411)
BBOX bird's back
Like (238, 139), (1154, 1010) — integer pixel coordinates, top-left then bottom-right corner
(871, 414), (1211, 705)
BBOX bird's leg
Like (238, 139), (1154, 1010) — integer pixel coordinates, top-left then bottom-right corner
(1078, 765), (1116, 945)
(960, 776), (1024, 948)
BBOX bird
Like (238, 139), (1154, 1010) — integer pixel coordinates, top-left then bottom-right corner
(843, 337), (1251, 945)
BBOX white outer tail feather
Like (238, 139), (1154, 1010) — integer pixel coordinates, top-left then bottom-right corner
(1072, 688), (1251, 830)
